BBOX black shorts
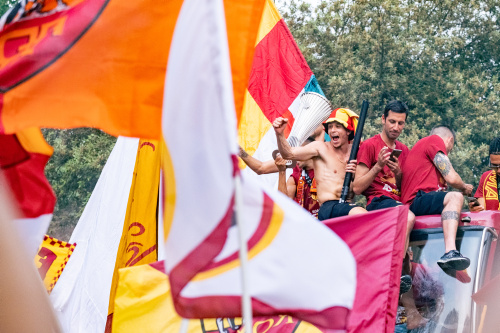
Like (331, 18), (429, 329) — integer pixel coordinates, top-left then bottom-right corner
(410, 190), (447, 216)
(318, 200), (360, 221)
(366, 195), (402, 211)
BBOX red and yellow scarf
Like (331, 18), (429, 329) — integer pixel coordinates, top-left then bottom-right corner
(482, 171), (500, 211)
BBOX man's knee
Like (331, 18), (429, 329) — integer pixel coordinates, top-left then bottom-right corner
(407, 210), (416, 228)
(444, 191), (463, 206)
(349, 207), (367, 216)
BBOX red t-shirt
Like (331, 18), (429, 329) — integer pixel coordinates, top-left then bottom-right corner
(474, 170), (500, 210)
(357, 134), (409, 205)
(401, 135), (448, 204)
(291, 166), (320, 218)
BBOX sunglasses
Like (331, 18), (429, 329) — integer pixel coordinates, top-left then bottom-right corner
(489, 159), (500, 169)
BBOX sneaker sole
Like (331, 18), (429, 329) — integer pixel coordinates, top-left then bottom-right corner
(400, 275), (412, 295)
(437, 257), (470, 271)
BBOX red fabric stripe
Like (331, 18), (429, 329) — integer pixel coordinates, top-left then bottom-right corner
(175, 295), (349, 330)
(202, 192), (274, 271)
(282, 109), (294, 139)
(149, 260), (165, 273)
(0, 133), (30, 168)
(2, 151), (56, 218)
(248, 19), (312, 123)
(0, 94), (3, 133)
(168, 196), (234, 304)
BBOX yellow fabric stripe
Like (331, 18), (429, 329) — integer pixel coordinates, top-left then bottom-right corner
(108, 139), (161, 315)
(238, 90), (272, 169)
(162, 140), (177, 243)
(113, 265), (176, 333)
(191, 202), (284, 282)
(16, 127), (53, 156)
(255, 0), (281, 45)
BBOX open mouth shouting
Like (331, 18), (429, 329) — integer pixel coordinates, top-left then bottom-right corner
(330, 134), (340, 143)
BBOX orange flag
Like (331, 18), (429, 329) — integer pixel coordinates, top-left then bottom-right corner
(0, 0), (262, 139)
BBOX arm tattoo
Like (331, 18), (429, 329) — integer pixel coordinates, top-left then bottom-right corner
(441, 211), (459, 222)
(239, 148), (248, 158)
(434, 152), (451, 176)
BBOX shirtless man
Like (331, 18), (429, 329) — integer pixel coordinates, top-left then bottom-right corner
(239, 128), (324, 218)
(238, 125), (324, 175)
(274, 108), (366, 220)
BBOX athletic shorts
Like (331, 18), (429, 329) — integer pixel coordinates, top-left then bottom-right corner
(318, 200), (360, 221)
(409, 190), (447, 216)
(366, 195), (402, 211)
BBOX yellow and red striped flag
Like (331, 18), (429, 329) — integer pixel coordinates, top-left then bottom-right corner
(239, 0), (326, 186)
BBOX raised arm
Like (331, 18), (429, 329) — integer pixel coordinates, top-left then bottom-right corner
(238, 147), (279, 175)
(353, 147), (390, 195)
(275, 154), (289, 196)
(273, 117), (321, 161)
(433, 152), (473, 195)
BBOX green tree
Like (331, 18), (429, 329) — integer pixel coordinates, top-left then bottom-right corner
(280, 0), (500, 189)
(42, 128), (116, 241)
(0, 0), (16, 16)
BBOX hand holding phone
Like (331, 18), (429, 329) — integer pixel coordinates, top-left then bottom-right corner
(467, 197), (480, 207)
(389, 149), (402, 162)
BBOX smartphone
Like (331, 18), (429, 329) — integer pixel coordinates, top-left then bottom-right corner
(389, 149), (402, 162)
(468, 197), (480, 207)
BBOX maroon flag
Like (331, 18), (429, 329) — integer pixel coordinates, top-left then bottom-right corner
(323, 205), (408, 332)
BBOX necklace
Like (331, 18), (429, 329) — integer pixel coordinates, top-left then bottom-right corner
(334, 150), (348, 164)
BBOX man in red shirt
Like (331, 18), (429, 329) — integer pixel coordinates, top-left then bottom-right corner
(471, 137), (500, 211)
(401, 126), (473, 271)
(353, 100), (414, 252)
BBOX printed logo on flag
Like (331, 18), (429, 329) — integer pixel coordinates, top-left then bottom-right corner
(0, 0), (109, 91)
(34, 235), (76, 293)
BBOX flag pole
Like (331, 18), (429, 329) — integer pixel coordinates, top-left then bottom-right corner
(339, 100), (369, 203)
(235, 174), (253, 332)
(179, 318), (189, 333)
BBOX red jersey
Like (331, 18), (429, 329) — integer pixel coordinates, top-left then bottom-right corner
(291, 166), (320, 218)
(401, 135), (448, 204)
(474, 170), (500, 210)
(357, 134), (409, 205)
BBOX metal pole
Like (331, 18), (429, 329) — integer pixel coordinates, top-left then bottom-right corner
(235, 174), (253, 332)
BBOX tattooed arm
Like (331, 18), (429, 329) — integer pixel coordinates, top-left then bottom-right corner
(433, 152), (473, 195)
(238, 146), (278, 175)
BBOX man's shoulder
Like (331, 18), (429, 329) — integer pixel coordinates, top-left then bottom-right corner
(395, 140), (409, 150)
(480, 170), (494, 181)
(362, 134), (380, 146)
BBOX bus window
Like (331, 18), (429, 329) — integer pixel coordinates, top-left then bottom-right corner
(397, 228), (483, 333)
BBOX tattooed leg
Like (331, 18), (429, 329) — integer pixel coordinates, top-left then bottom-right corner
(441, 211), (459, 222)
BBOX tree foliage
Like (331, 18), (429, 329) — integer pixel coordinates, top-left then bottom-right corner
(0, 0), (16, 15)
(280, 0), (500, 187)
(42, 129), (116, 240)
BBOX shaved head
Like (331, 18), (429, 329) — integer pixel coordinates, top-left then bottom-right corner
(430, 125), (455, 142)
(430, 125), (456, 153)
